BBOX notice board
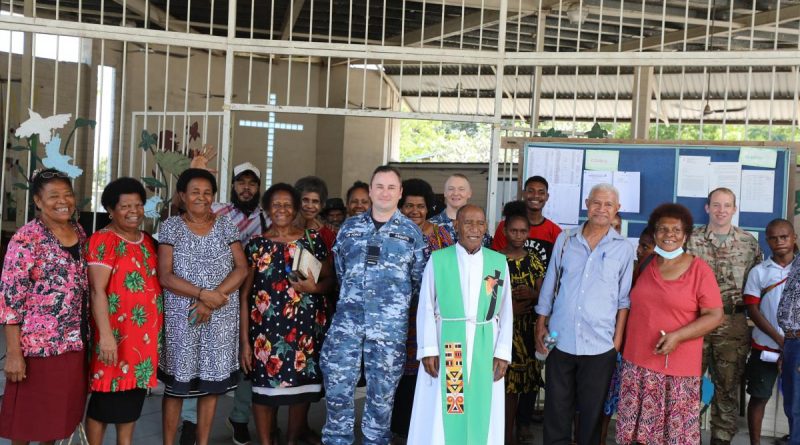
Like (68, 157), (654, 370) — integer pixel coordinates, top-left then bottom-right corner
(522, 141), (794, 255)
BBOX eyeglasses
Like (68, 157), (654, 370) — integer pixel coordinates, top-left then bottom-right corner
(32, 170), (69, 180)
(655, 226), (684, 236)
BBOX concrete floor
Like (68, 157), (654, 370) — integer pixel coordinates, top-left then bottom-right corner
(0, 325), (789, 444)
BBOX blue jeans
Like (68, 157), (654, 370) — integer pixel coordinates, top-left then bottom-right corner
(782, 338), (800, 444)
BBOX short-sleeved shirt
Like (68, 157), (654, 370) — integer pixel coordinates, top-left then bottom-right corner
(686, 224), (762, 308)
(623, 256), (722, 377)
(744, 257), (791, 352)
(491, 217), (562, 266)
(212, 202), (269, 244)
(86, 229), (164, 392)
(0, 218), (88, 357)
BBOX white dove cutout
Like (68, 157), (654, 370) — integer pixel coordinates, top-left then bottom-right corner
(42, 135), (83, 178)
(144, 196), (163, 218)
(16, 109), (71, 144)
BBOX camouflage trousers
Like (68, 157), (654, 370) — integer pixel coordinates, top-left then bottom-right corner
(702, 312), (750, 443)
(320, 316), (406, 445)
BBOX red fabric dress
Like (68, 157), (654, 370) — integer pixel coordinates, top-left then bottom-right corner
(86, 230), (163, 392)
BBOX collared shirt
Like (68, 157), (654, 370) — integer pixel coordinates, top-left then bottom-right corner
(333, 209), (429, 341)
(212, 202), (270, 244)
(745, 257), (791, 351)
(778, 256), (800, 332)
(428, 210), (493, 248)
(534, 224), (634, 356)
(0, 218), (88, 357)
(685, 224), (762, 309)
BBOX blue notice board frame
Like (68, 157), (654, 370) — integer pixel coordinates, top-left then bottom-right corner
(523, 141), (794, 256)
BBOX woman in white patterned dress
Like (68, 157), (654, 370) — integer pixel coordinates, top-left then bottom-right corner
(157, 168), (249, 445)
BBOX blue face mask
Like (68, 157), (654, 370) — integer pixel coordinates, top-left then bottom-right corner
(654, 245), (684, 260)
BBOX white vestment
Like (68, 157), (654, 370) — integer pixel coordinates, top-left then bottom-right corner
(407, 243), (513, 445)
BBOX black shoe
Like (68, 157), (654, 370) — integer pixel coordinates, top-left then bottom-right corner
(226, 417), (252, 445)
(179, 421), (197, 445)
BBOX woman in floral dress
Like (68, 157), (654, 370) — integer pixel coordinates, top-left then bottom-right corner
(240, 183), (334, 445)
(498, 201), (545, 445)
(85, 177), (163, 445)
(0, 169), (89, 443)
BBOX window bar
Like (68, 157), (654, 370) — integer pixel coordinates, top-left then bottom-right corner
(653, 0), (668, 139)
(610, 0), (623, 136)
(742, 0), (757, 140)
(121, 56), (134, 179)
(720, 0), (735, 140)
(247, 0), (255, 103)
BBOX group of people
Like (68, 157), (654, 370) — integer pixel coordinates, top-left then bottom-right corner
(0, 160), (799, 445)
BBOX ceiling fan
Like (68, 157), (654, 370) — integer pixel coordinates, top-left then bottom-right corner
(676, 71), (748, 118)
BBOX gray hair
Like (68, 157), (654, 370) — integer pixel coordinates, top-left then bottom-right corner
(588, 183), (619, 203)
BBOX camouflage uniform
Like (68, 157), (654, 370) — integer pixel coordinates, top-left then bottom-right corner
(686, 225), (762, 443)
(321, 210), (428, 445)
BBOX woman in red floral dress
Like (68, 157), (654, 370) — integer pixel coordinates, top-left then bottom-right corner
(240, 183), (334, 445)
(85, 178), (163, 445)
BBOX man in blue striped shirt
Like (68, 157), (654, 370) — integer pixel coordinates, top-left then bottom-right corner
(534, 183), (634, 445)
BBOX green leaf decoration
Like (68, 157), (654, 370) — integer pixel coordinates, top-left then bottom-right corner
(154, 151), (191, 178)
(108, 293), (120, 314)
(75, 117), (97, 129)
(112, 328), (122, 343)
(13, 182), (29, 190)
(141, 177), (166, 189)
(586, 123), (609, 139)
(306, 358), (317, 377)
(155, 293), (164, 315)
(130, 304), (147, 327)
(542, 128), (567, 138)
(96, 243), (106, 261)
(124, 271), (145, 292)
(157, 330), (164, 355)
(110, 377), (120, 392)
(115, 241), (128, 257)
(134, 357), (154, 388)
(140, 244), (151, 261)
(274, 339), (292, 357)
(139, 130), (158, 151)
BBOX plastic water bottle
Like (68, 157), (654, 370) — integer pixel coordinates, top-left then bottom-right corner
(535, 331), (558, 361)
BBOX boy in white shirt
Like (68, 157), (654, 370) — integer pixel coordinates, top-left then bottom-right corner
(744, 218), (797, 445)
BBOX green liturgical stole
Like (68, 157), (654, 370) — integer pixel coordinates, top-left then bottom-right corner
(432, 245), (506, 445)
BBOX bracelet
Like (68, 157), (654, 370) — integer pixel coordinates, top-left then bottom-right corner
(197, 288), (204, 299)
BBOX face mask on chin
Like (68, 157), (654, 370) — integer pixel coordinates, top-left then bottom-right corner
(654, 245), (684, 260)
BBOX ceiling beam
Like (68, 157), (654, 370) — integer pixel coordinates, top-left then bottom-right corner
(109, 0), (198, 33)
(390, 0), (564, 46)
(599, 4), (800, 52)
(389, 10), (500, 46)
(280, 0), (307, 40)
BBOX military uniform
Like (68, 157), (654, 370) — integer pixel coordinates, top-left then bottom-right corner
(321, 210), (428, 445)
(686, 224), (762, 443)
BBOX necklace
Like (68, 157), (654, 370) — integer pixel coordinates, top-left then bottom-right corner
(184, 212), (214, 225)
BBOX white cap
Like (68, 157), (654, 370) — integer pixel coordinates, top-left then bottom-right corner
(233, 162), (261, 181)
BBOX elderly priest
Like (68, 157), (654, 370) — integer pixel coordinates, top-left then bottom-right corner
(407, 204), (513, 445)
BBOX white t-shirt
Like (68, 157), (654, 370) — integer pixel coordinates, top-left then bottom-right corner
(744, 257), (793, 351)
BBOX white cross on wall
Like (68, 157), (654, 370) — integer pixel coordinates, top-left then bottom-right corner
(238, 94), (304, 187)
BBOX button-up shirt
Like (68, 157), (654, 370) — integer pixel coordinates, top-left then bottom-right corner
(686, 224), (762, 309)
(534, 224), (634, 356)
(212, 202), (270, 244)
(778, 256), (800, 332)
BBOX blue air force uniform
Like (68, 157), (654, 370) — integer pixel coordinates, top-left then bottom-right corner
(321, 209), (428, 445)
